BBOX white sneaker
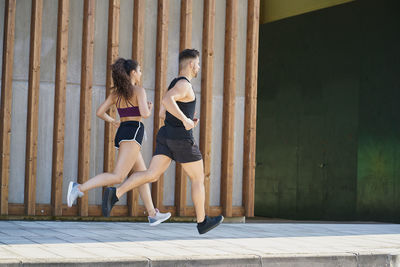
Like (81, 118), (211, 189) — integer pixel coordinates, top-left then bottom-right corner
(67, 181), (84, 207)
(148, 209), (171, 226)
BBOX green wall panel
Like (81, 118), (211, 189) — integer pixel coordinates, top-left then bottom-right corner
(356, 0), (400, 222)
(256, 0), (399, 221)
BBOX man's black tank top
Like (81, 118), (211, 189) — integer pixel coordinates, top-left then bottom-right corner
(163, 76), (196, 140)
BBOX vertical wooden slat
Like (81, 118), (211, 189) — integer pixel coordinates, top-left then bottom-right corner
(77, 0), (95, 216)
(25, 0), (43, 216)
(199, 0), (215, 216)
(175, 0), (192, 216)
(179, 0), (192, 50)
(243, 0), (259, 218)
(220, 0), (237, 217)
(152, 0), (169, 209)
(51, 0), (70, 216)
(103, 0), (119, 181)
(0, 0), (16, 215)
(129, 0), (145, 216)
(132, 0), (145, 80)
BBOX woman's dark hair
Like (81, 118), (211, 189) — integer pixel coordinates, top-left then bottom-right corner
(111, 58), (138, 99)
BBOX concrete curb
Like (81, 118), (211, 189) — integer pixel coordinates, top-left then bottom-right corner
(1, 253), (399, 267)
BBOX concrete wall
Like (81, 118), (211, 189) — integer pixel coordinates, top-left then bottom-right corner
(0, 0), (249, 208)
(356, 0), (400, 222)
(256, 0), (400, 221)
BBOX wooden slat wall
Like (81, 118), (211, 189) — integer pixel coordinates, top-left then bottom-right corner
(199, 0), (215, 216)
(243, 0), (259, 217)
(221, 0), (238, 217)
(152, 0), (169, 209)
(0, 0), (254, 219)
(129, 0), (145, 216)
(77, 0), (96, 217)
(8, 203), (244, 218)
(51, 0), (70, 216)
(25, 0), (43, 216)
(0, 0), (16, 215)
(175, 0), (192, 216)
(103, 0), (120, 178)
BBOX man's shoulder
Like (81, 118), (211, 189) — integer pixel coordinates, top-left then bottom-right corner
(175, 78), (191, 86)
(171, 78), (192, 93)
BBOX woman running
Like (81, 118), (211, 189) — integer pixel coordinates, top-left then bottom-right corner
(67, 58), (171, 226)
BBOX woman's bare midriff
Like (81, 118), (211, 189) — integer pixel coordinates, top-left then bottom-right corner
(120, 116), (142, 122)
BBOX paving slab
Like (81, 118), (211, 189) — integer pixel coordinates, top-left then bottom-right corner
(0, 220), (399, 266)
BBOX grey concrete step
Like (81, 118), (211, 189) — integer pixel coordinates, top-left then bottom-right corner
(0, 220), (399, 266)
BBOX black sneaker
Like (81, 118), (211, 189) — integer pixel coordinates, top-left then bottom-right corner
(102, 187), (119, 217)
(197, 215), (224, 234)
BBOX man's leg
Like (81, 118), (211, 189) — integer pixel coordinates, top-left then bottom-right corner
(116, 154), (172, 199)
(133, 153), (171, 225)
(182, 159), (224, 234)
(130, 152), (156, 216)
(181, 159), (205, 223)
(102, 154), (172, 217)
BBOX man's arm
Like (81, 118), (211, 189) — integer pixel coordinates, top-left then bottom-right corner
(159, 103), (166, 120)
(161, 81), (195, 130)
(158, 104), (166, 127)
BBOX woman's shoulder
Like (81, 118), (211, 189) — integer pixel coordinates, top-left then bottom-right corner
(132, 85), (147, 97)
(132, 85), (145, 92)
(108, 90), (119, 101)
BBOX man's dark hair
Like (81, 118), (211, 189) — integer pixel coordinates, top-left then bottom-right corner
(179, 49), (200, 63)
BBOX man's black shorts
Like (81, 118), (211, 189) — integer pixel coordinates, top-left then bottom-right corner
(154, 129), (202, 163)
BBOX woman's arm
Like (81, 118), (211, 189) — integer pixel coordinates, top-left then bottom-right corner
(136, 86), (153, 118)
(96, 93), (119, 127)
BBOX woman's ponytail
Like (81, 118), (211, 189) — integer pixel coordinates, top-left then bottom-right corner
(111, 58), (138, 99)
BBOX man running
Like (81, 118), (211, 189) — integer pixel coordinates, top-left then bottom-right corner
(102, 49), (223, 234)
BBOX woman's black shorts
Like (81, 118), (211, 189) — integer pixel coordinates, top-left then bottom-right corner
(114, 121), (144, 149)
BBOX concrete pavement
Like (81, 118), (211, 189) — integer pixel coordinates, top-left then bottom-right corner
(0, 219), (400, 266)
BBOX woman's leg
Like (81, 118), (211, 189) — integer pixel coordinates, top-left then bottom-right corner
(68, 141), (141, 207)
(78, 141), (141, 192)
